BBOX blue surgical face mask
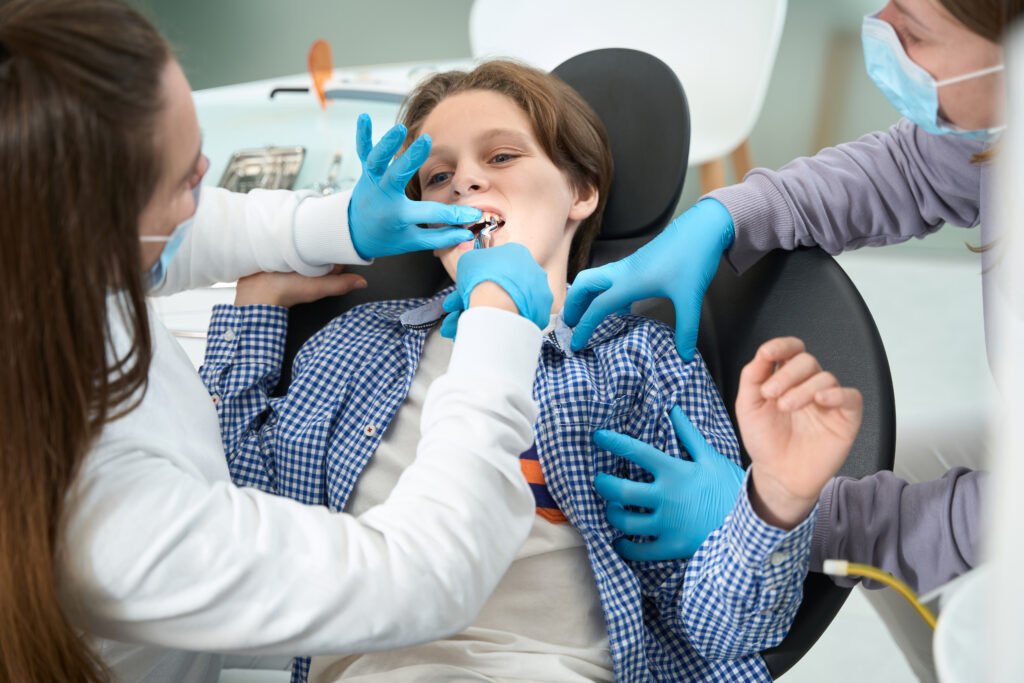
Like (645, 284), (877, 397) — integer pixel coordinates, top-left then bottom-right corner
(140, 184), (202, 290)
(862, 14), (1005, 140)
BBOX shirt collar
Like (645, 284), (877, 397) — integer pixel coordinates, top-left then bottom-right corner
(391, 284), (629, 356)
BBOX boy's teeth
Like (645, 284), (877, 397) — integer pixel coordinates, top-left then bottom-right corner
(480, 213), (505, 229)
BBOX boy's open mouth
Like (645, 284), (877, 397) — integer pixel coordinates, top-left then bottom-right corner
(469, 213), (505, 248)
(418, 211), (506, 248)
(467, 215), (506, 237)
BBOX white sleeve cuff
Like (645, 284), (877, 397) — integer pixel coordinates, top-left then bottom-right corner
(293, 188), (372, 267)
(448, 307), (542, 397)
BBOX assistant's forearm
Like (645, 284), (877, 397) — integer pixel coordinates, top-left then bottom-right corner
(810, 468), (984, 594)
(708, 119), (984, 274)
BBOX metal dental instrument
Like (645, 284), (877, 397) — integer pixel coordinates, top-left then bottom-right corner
(313, 152), (343, 195)
(472, 216), (504, 249)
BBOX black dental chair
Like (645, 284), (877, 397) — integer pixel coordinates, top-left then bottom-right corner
(556, 48), (896, 678)
(277, 47), (896, 679)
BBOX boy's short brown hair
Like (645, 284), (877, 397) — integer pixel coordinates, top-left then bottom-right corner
(399, 60), (613, 280)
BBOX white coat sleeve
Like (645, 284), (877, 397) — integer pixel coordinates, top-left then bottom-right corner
(60, 307), (539, 656)
(152, 186), (370, 296)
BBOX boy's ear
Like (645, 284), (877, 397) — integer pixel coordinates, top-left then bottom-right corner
(568, 182), (600, 222)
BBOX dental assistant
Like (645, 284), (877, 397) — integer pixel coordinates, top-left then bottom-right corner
(565, 0), (1016, 670)
(0, 1), (557, 682)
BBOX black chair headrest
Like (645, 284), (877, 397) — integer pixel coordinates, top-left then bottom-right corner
(553, 48), (690, 242)
(276, 48), (687, 393)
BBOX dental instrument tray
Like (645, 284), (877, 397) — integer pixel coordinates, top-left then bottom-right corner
(217, 146), (306, 193)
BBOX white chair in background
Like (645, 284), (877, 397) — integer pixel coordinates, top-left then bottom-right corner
(469, 0), (787, 194)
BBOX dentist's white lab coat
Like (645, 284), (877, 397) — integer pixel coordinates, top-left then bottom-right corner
(57, 188), (540, 682)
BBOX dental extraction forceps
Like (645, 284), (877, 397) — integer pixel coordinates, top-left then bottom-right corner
(472, 216), (504, 249)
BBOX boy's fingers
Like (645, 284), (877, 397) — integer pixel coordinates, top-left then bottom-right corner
(738, 337), (803, 406)
(332, 272), (367, 290)
(760, 351), (821, 399)
(757, 336), (806, 364)
(313, 273), (367, 298)
(776, 371), (838, 412)
(737, 354), (775, 413)
(816, 387), (864, 426)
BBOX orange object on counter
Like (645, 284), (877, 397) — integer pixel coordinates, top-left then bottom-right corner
(308, 39), (332, 109)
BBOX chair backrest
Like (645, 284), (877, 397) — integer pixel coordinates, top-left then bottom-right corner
(469, 0), (787, 164)
(275, 48), (688, 393)
(635, 247), (897, 678)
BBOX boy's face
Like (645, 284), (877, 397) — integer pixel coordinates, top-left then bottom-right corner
(416, 90), (597, 283)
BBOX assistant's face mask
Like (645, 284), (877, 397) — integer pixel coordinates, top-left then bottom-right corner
(862, 14), (1005, 140)
(140, 183), (202, 290)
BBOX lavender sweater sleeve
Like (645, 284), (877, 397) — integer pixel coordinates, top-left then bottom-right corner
(709, 118), (987, 273)
(809, 468), (985, 594)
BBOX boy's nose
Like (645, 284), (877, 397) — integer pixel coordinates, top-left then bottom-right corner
(451, 169), (488, 197)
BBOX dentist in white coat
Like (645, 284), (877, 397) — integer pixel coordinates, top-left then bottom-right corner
(0, 1), (554, 681)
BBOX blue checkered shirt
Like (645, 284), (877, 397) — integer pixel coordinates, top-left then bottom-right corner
(201, 287), (817, 682)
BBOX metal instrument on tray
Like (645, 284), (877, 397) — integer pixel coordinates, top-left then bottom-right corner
(218, 146), (306, 193)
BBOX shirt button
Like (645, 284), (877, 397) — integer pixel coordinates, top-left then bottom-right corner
(211, 395), (221, 405)
(364, 425), (376, 437)
(223, 329), (237, 341)
(770, 551), (788, 566)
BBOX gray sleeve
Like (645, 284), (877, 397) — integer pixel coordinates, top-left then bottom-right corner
(809, 468), (985, 594)
(708, 118), (986, 273)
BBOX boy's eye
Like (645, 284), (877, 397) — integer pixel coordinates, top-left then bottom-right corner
(491, 153), (517, 164)
(426, 171), (452, 186)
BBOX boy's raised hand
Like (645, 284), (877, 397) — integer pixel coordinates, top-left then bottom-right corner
(234, 266), (366, 308)
(737, 337), (863, 529)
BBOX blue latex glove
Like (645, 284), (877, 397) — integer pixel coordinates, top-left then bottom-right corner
(440, 243), (553, 338)
(593, 406), (745, 562)
(348, 113), (480, 259)
(563, 199), (734, 361)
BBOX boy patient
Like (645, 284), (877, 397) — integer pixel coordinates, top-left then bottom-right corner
(201, 61), (817, 682)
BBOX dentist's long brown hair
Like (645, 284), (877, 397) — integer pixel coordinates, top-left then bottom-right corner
(0, 1), (169, 680)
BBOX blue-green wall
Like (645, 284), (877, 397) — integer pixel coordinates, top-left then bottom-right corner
(132, 0), (962, 242)
(128, 0), (474, 90)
